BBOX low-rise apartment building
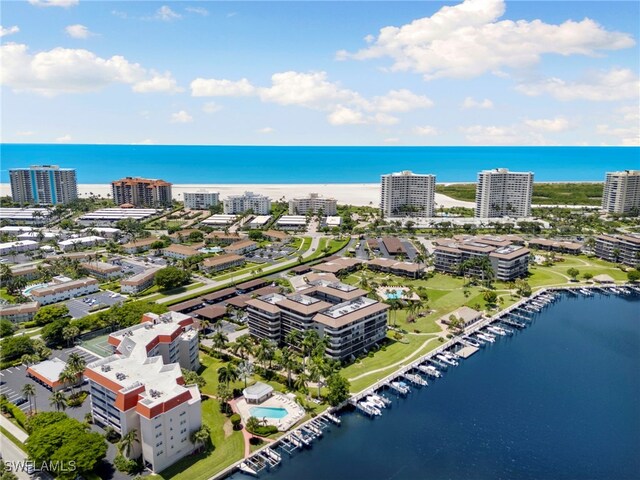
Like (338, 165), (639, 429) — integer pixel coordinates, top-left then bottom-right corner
(366, 258), (423, 278)
(201, 254), (245, 273)
(205, 231), (246, 245)
(30, 277), (99, 305)
(433, 236), (530, 281)
(0, 240), (39, 256)
(0, 302), (40, 323)
(120, 268), (160, 294)
(594, 234), (640, 267)
(162, 244), (201, 260)
(528, 238), (583, 254)
(122, 238), (158, 254)
(263, 230), (291, 243)
(224, 240), (258, 255)
(59, 236), (106, 251)
(84, 261), (122, 280)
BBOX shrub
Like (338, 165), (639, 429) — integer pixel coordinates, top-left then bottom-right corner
(0, 398), (28, 429)
(114, 455), (142, 474)
(104, 426), (121, 443)
(66, 391), (88, 407)
(249, 425), (278, 436)
(230, 414), (242, 429)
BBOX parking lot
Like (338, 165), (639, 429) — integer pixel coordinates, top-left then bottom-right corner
(0, 347), (99, 420)
(247, 246), (296, 264)
(65, 291), (125, 319)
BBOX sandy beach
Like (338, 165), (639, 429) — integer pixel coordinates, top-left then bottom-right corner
(0, 183), (476, 208)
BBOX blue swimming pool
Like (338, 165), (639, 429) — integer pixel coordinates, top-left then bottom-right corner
(385, 290), (401, 299)
(22, 283), (48, 295)
(249, 407), (288, 419)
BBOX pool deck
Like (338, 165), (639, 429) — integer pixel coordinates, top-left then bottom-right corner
(376, 286), (421, 301)
(235, 392), (305, 431)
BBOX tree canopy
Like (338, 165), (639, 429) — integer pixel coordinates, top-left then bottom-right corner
(33, 305), (70, 327)
(154, 266), (191, 290)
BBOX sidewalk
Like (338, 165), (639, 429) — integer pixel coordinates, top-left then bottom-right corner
(0, 415), (28, 443)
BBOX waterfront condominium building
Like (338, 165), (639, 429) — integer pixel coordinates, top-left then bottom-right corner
(246, 280), (388, 361)
(602, 170), (640, 215)
(223, 191), (271, 215)
(184, 190), (219, 210)
(594, 234), (640, 267)
(380, 170), (436, 218)
(111, 177), (173, 208)
(84, 311), (202, 472)
(433, 235), (530, 281)
(289, 193), (338, 215)
(475, 168), (534, 218)
(9, 165), (78, 205)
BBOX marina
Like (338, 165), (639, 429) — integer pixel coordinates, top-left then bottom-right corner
(226, 284), (639, 479)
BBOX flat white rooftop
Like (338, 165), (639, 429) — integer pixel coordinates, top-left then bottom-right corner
(277, 215), (306, 226)
(202, 214), (237, 225)
(325, 216), (342, 226)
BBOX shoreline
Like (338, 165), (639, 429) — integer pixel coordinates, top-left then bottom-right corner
(0, 181), (604, 209)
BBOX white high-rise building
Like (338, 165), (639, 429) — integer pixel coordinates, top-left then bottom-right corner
(289, 193), (337, 215)
(475, 168), (534, 218)
(223, 191), (271, 215)
(184, 191), (219, 210)
(602, 170), (640, 215)
(85, 312), (202, 473)
(9, 165), (78, 205)
(380, 170), (436, 218)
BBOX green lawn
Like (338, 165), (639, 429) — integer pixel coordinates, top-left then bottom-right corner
(142, 282), (205, 301)
(0, 425), (26, 451)
(436, 182), (604, 206)
(153, 397), (244, 480)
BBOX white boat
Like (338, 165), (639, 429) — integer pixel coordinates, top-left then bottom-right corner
(360, 401), (382, 416)
(418, 364), (442, 377)
(239, 462), (258, 476)
(366, 395), (386, 409)
(476, 333), (495, 343)
(437, 354), (459, 366)
(487, 326), (507, 336)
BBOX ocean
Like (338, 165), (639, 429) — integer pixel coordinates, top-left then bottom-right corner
(232, 292), (640, 480)
(1, 145), (639, 184)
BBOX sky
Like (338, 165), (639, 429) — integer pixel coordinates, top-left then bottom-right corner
(0, 0), (639, 146)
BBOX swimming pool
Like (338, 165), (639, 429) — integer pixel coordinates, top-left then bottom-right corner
(198, 247), (223, 254)
(249, 406), (289, 419)
(23, 283), (48, 296)
(384, 290), (402, 300)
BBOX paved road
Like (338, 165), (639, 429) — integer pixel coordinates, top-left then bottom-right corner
(0, 416), (27, 443)
(0, 432), (30, 480)
(155, 236), (323, 304)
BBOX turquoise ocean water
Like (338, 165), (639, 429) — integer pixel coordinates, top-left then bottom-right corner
(1, 145), (638, 183)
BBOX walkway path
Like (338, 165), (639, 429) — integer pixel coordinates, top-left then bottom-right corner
(155, 236), (322, 304)
(0, 415), (28, 443)
(347, 335), (442, 382)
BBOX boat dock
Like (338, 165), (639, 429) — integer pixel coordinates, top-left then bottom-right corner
(456, 345), (479, 358)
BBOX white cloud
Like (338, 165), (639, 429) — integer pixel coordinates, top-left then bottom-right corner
(65, 24), (93, 39)
(384, 137), (400, 143)
(462, 97), (493, 109)
(155, 6), (182, 21)
(171, 110), (193, 123)
(524, 117), (569, 132)
(257, 127), (275, 134)
(186, 7), (208, 16)
(337, 0), (635, 80)
(191, 71), (429, 126)
(1, 26), (20, 38)
(413, 125), (438, 136)
(15, 130), (35, 137)
(0, 43), (181, 95)
(373, 89), (433, 112)
(132, 72), (183, 93)
(191, 78), (255, 97)
(55, 134), (72, 143)
(617, 105), (640, 123)
(202, 102), (222, 114)
(133, 139), (154, 145)
(28, 0), (78, 7)
(516, 68), (640, 102)
(461, 124), (548, 145)
(596, 124), (640, 146)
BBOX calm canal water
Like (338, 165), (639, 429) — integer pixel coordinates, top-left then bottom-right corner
(232, 292), (640, 480)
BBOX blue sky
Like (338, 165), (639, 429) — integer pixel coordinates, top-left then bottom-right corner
(1, 0), (638, 146)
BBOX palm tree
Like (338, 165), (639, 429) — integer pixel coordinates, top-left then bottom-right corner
(308, 362), (324, 400)
(301, 330), (320, 370)
(118, 429), (139, 459)
(285, 330), (302, 349)
(21, 384), (36, 415)
(294, 373), (309, 399)
(58, 367), (78, 395)
(67, 352), (86, 374)
(279, 347), (296, 388)
(217, 364), (238, 386)
(245, 416), (260, 436)
(49, 391), (67, 412)
(237, 361), (254, 388)
(233, 335), (253, 360)
(62, 326), (80, 348)
(255, 339), (275, 369)
(211, 331), (228, 357)
(190, 425), (211, 453)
